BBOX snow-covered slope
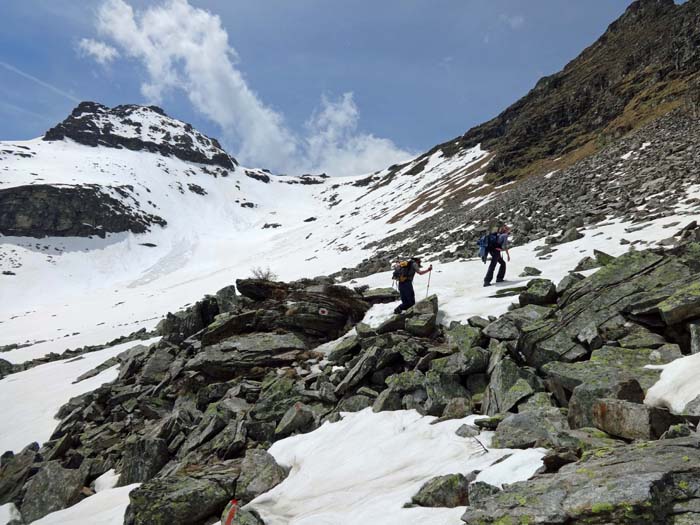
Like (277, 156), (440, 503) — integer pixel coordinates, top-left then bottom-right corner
(0, 103), (492, 362)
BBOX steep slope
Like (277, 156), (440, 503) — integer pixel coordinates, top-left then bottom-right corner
(424, 0), (700, 183)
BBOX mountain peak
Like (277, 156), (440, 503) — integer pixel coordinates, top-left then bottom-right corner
(43, 101), (237, 170)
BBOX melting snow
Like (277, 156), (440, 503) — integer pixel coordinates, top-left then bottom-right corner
(248, 410), (545, 525)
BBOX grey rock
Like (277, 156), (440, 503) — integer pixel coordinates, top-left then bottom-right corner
(119, 435), (170, 485)
(411, 473), (470, 508)
(592, 398), (686, 440)
(483, 358), (544, 416)
(236, 450), (288, 505)
(373, 389), (403, 412)
(275, 403), (316, 438)
(20, 461), (87, 523)
(519, 279), (557, 307)
(461, 436), (700, 524)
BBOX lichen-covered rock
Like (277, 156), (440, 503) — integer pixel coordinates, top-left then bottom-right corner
(236, 450), (288, 505)
(483, 304), (553, 341)
(461, 436), (700, 525)
(491, 407), (573, 449)
(483, 358), (544, 416)
(19, 461), (87, 523)
(446, 323), (484, 352)
(424, 371), (469, 416)
(519, 278), (557, 306)
(127, 462), (240, 525)
(385, 370), (425, 393)
(372, 389), (403, 412)
(118, 435), (170, 485)
(429, 346), (489, 376)
(186, 332), (307, 379)
(327, 335), (361, 363)
(0, 443), (39, 505)
(275, 402), (316, 438)
(411, 473), (470, 507)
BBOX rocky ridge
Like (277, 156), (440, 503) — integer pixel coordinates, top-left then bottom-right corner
(3, 241), (700, 523)
(337, 107), (700, 281)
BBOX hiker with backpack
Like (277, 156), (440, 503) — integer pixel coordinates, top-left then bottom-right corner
(392, 257), (433, 314)
(480, 225), (511, 287)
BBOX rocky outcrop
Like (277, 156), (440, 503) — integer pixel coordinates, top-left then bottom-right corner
(0, 184), (166, 238)
(44, 102), (237, 169)
(461, 436), (700, 525)
(6, 244), (700, 524)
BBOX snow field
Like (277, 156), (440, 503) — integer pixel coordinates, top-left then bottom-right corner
(249, 410), (545, 525)
(0, 337), (160, 453)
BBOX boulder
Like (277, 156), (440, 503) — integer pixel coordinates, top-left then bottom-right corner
(461, 436), (700, 524)
(334, 347), (380, 396)
(385, 370), (425, 393)
(429, 347), (489, 377)
(361, 287), (400, 304)
(20, 461), (87, 523)
(411, 473), (470, 508)
(327, 335), (360, 363)
(0, 443), (39, 505)
(215, 285), (238, 313)
(519, 279), (557, 307)
(519, 267), (542, 277)
(236, 450), (288, 505)
(544, 345), (680, 427)
(372, 389), (403, 412)
(483, 304), (553, 341)
(482, 358), (544, 416)
(338, 395), (374, 412)
(235, 279), (289, 301)
(185, 332), (307, 379)
(491, 408), (572, 449)
(118, 435), (170, 485)
(127, 462), (240, 525)
(275, 403), (316, 438)
(556, 272), (584, 294)
(657, 281), (700, 325)
(592, 398), (686, 440)
(446, 323), (484, 352)
(424, 371), (469, 416)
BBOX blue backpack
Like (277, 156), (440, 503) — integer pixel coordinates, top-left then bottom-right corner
(477, 233), (499, 262)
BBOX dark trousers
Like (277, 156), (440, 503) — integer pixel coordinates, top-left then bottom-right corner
(484, 250), (506, 284)
(397, 281), (416, 311)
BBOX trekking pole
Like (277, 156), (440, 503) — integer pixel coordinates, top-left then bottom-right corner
(426, 268), (432, 298)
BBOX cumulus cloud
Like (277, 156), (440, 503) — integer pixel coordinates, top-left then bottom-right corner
(81, 0), (412, 176)
(78, 38), (120, 65)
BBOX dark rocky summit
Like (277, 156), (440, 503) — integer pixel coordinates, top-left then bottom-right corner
(44, 102), (237, 170)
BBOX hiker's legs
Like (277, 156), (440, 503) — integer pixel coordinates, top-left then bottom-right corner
(397, 281), (415, 311)
(484, 252), (499, 285)
(496, 256), (506, 281)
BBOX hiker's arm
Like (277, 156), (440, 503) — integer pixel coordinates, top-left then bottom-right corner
(505, 248), (511, 262)
(417, 265), (433, 275)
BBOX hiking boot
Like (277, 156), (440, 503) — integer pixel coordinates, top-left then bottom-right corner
(483, 283), (492, 287)
(496, 279), (506, 283)
(393, 306), (402, 314)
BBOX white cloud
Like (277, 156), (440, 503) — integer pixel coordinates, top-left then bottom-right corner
(499, 14), (525, 30)
(78, 38), (120, 65)
(81, 0), (412, 176)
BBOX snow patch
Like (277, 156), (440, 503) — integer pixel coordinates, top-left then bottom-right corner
(248, 410), (545, 525)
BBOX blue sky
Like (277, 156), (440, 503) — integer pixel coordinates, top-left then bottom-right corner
(1, 1), (638, 174)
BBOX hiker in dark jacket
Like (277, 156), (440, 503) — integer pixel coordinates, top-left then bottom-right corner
(394, 257), (433, 314)
(484, 225), (511, 287)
